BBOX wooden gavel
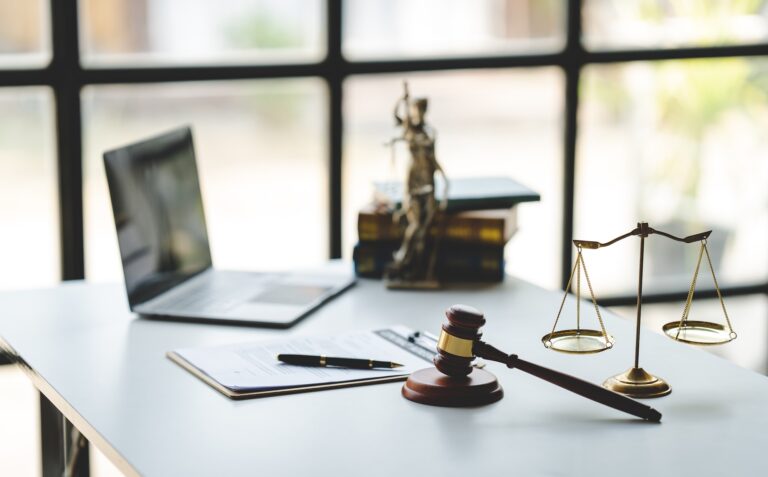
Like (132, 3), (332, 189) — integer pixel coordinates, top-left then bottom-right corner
(404, 304), (661, 422)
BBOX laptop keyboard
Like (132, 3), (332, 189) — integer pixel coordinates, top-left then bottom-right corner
(148, 271), (271, 313)
(164, 288), (243, 313)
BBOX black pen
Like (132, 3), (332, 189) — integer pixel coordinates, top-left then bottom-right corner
(276, 354), (404, 369)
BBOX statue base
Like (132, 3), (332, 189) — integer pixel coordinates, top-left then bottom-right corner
(402, 368), (503, 407)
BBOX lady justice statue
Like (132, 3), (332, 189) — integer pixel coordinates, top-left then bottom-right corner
(385, 82), (449, 288)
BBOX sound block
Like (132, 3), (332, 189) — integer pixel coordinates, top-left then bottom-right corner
(402, 367), (503, 407)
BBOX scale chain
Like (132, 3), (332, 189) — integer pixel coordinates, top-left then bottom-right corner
(547, 248), (611, 349)
(576, 250), (581, 332)
(675, 241), (705, 340)
(580, 251), (610, 347)
(703, 242), (736, 338)
(547, 250), (583, 345)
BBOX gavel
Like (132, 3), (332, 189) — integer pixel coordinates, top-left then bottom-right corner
(403, 304), (661, 422)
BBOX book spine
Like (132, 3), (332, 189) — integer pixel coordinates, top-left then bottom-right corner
(353, 242), (505, 282)
(358, 213), (402, 242)
(352, 242), (398, 278)
(439, 215), (505, 245)
(357, 212), (509, 245)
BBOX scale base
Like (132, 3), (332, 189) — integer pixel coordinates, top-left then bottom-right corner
(603, 367), (671, 399)
(402, 368), (503, 407)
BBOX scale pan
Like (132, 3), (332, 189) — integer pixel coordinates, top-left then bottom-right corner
(541, 329), (614, 354)
(662, 321), (736, 345)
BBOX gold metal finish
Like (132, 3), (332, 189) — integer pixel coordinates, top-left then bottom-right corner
(662, 321), (735, 345)
(544, 222), (737, 399)
(369, 359), (374, 368)
(437, 331), (474, 358)
(663, 241), (737, 345)
(543, 248), (613, 354)
(603, 367), (671, 399)
(573, 240), (600, 249)
(542, 329), (614, 354)
(384, 81), (448, 288)
(319, 355), (327, 366)
(386, 279), (440, 290)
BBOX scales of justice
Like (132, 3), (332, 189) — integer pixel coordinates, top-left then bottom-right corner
(542, 222), (737, 398)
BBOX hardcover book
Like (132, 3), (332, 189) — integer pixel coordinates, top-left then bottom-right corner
(358, 206), (518, 245)
(353, 241), (505, 282)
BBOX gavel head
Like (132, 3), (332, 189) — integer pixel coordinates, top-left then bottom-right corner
(434, 304), (485, 377)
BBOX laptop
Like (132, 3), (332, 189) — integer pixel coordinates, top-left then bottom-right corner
(103, 126), (355, 327)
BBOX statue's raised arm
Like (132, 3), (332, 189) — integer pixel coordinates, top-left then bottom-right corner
(393, 81), (411, 127)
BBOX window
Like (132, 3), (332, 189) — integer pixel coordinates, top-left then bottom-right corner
(0, 0), (51, 68)
(0, 87), (58, 289)
(81, 79), (327, 281)
(577, 58), (768, 296)
(343, 0), (564, 59)
(583, 0), (768, 50)
(1, 0), (766, 321)
(79, 0), (324, 66)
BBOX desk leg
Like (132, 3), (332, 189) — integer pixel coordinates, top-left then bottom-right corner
(40, 392), (90, 477)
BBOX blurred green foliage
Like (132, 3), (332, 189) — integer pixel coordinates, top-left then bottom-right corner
(225, 12), (302, 49)
(222, 13), (305, 124)
(584, 57), (768, 224)
(630, 0), (768, 45)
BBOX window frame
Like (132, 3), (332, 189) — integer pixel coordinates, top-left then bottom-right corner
(1, 0), (766, 305)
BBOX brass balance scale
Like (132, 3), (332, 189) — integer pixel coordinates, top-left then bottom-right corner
(542, 222), (737, 398)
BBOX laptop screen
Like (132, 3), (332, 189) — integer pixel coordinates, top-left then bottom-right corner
(104, 127), (212, 307)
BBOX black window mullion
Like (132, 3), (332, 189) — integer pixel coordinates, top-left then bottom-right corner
(51, 0), (84, 281)
(326, 0), (344, 259)
(561, 0), (583, 289)
(586, 43), (768, 64)
(79, 64), (323, 84)
(0, 69), (50, 87)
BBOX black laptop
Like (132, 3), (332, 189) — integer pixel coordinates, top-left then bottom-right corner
(103, 126), (354, 327)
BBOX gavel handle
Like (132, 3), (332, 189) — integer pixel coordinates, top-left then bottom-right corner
(473, 341), (661, 422)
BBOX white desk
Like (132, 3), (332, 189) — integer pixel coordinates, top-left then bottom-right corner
(0, 278), (765, 476)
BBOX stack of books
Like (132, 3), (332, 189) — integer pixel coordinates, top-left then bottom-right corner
(353, 177), (540, 283)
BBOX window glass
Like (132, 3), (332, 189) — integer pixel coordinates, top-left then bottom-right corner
(343, 69), (563, 289)
(611, 295), (768, 375)
(0, 0), (50, 67)
(79, 0), (324, 66)
(576, 58), (768, 296)
(0, 87), (58, 289)
(343, 0), (564, 60)
(82, 79), (327, 282)
(584, 0), (768, 50)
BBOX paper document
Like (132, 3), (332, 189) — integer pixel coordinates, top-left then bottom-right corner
(168, 326), (435, 398)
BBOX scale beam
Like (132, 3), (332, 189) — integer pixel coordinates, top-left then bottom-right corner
(573, 222), (712, 249)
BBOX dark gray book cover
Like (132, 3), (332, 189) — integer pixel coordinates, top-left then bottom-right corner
(374, 176), (540, 212)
